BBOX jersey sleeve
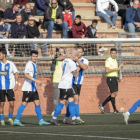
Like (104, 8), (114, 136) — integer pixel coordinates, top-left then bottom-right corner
(105, 59), (110, 68)
(11, 62), (18, 74)
(25, 62), (33, 73)
(71, 61), (77, 72)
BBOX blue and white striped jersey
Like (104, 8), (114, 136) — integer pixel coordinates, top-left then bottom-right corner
(73, 57), (89, 85)
(22, 61), (37, 92)
(0, 60), (18, 90)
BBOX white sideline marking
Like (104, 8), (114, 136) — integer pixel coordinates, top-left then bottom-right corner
(0, 131), (140, 140)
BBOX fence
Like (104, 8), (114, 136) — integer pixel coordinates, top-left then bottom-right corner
(1, 38), (140, 115)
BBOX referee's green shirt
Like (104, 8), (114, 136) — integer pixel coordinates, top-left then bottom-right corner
(105, 57), (118, 77)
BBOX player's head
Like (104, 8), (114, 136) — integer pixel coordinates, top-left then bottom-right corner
(30, 50), (38, 63)
(0, 48), (7, 60)
(77, 46), (84, 58)
(58, 47), (65, 54)
(110, 48), (117, 59)
(70, 49), (78, 60)
(92, 19), (98, 28)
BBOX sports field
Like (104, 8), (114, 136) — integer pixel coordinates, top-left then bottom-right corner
(0, 113), (140, 140)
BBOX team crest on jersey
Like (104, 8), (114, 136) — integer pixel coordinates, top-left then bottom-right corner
(5, 66), (9, 70)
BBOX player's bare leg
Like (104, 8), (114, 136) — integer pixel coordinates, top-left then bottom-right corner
(0, 102), (5, 125)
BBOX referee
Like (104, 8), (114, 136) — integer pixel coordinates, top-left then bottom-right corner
(99, 48), (123, 114)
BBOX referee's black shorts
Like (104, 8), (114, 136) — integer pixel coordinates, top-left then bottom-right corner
(107, 77), (118, 93)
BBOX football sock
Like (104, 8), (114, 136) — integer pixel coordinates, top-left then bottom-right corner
(75, 103), (80, 118)
(69, 101), (76, 120)
(35, 105), (43, 121)
(65, 104), (70, 118)
(111, 97), (116, 110)
(0, 114), (4, 121)
(8, 113), (13, 120)
(53, 102), (64, 119)
(15, 104), (26, 120)
(128, 99), (140, 114)
(102, 95), (111, 106)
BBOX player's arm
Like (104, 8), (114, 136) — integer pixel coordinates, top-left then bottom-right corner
(14, 72), (18, 91)
(105, 65), (123, 73)
(72, 66), (80, 78)
(24, 73), (42, 85)
(76, 59), (88, 70)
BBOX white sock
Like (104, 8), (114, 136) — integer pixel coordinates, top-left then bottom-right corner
(126, 111), (130, 116)
(72, 116), (76, 120)
(76, 117), (80, 120)
(52, 116), (57, 119)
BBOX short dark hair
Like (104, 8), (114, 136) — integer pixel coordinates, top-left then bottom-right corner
(65, 5), (71, 10)
(92, 19), (98, 24)
(13, 2), (20, 7)
(110, 48), (117, 52)
(30, 50), (38, 56)
(0, 48), (7, 56)
(75, 15), (81, 20)
(77, 46), (84, 52)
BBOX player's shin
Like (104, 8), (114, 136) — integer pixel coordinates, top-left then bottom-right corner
(15, 104), (26, 120)
(53, 102), (64, 119)
(69, 101), (76, 120)
(35, 105), (43, 121)
(75, 103), (80, 119)
(65, 104), (70, 118)
(128, 99), (140, 114)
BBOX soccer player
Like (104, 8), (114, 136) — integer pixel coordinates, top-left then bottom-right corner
(13, 50), (50, 126)
(51, 50), (81, 125)
(63, 46), (89, 124)
(0, 48), (18, 126)
(123, 100), (140, 125)
(99, 48), (123, 114)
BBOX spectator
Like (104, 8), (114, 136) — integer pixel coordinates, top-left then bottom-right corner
(96, 0), (118, 29)
(0, 17), (11, 56)
(57, 0), (75, 21)
(11, 13), (27, 38)
(20, 3), (34, 25)
(14, 0), (29, 12)
(35, 0), (48, 16)
(26, 15), (47, 56)
(86, 19), (107, 56)
(3, 2), (20, 33)
(72, 15), (88, 38)
(62, 5), (72, 37)
(43, 0), (68, 38)
(0, 0), (13, 17)
(125, 0), (140, 38)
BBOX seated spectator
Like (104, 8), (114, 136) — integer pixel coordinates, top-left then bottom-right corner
(96, 0), (118, 29)
(62, 5), (72, 37)
(125, 0), (140, 38)
(26, 15), (47, 56)
(72, 15), (87, 38)
(11, 13), (27, 38)
(57, 0), (75, 21)
(11, 13), (27, 56)
(0, 17), (11, 56)
(43, 0), (68, 38)
(0, 0), (13, 17)
(86, 19), (107, 56)
(35, 0), (48, 16)
(3, 2), (20, 33)
(14, 0), (29, 12)
(20, 3), (34, 25)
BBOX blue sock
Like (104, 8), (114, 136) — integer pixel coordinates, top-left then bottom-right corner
(35, 105), (43, 121)
(15, 104), (26, 120)
(69, 101), (76, 118)
(9, 113), (13, 120)
(53, 102), (64, 118)
(0, 114), (4, 121)
(128, 99), (140, 114)
(65, 104), (70, 118)
(75, 104), (80, 117)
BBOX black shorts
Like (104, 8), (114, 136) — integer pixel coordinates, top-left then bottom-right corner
(73, 84), (82, 95)
(59, 88), (75, 100)
(107, 77), (118, 93)
(0, 89), (15, 102)
(22, 91), (39, 102)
